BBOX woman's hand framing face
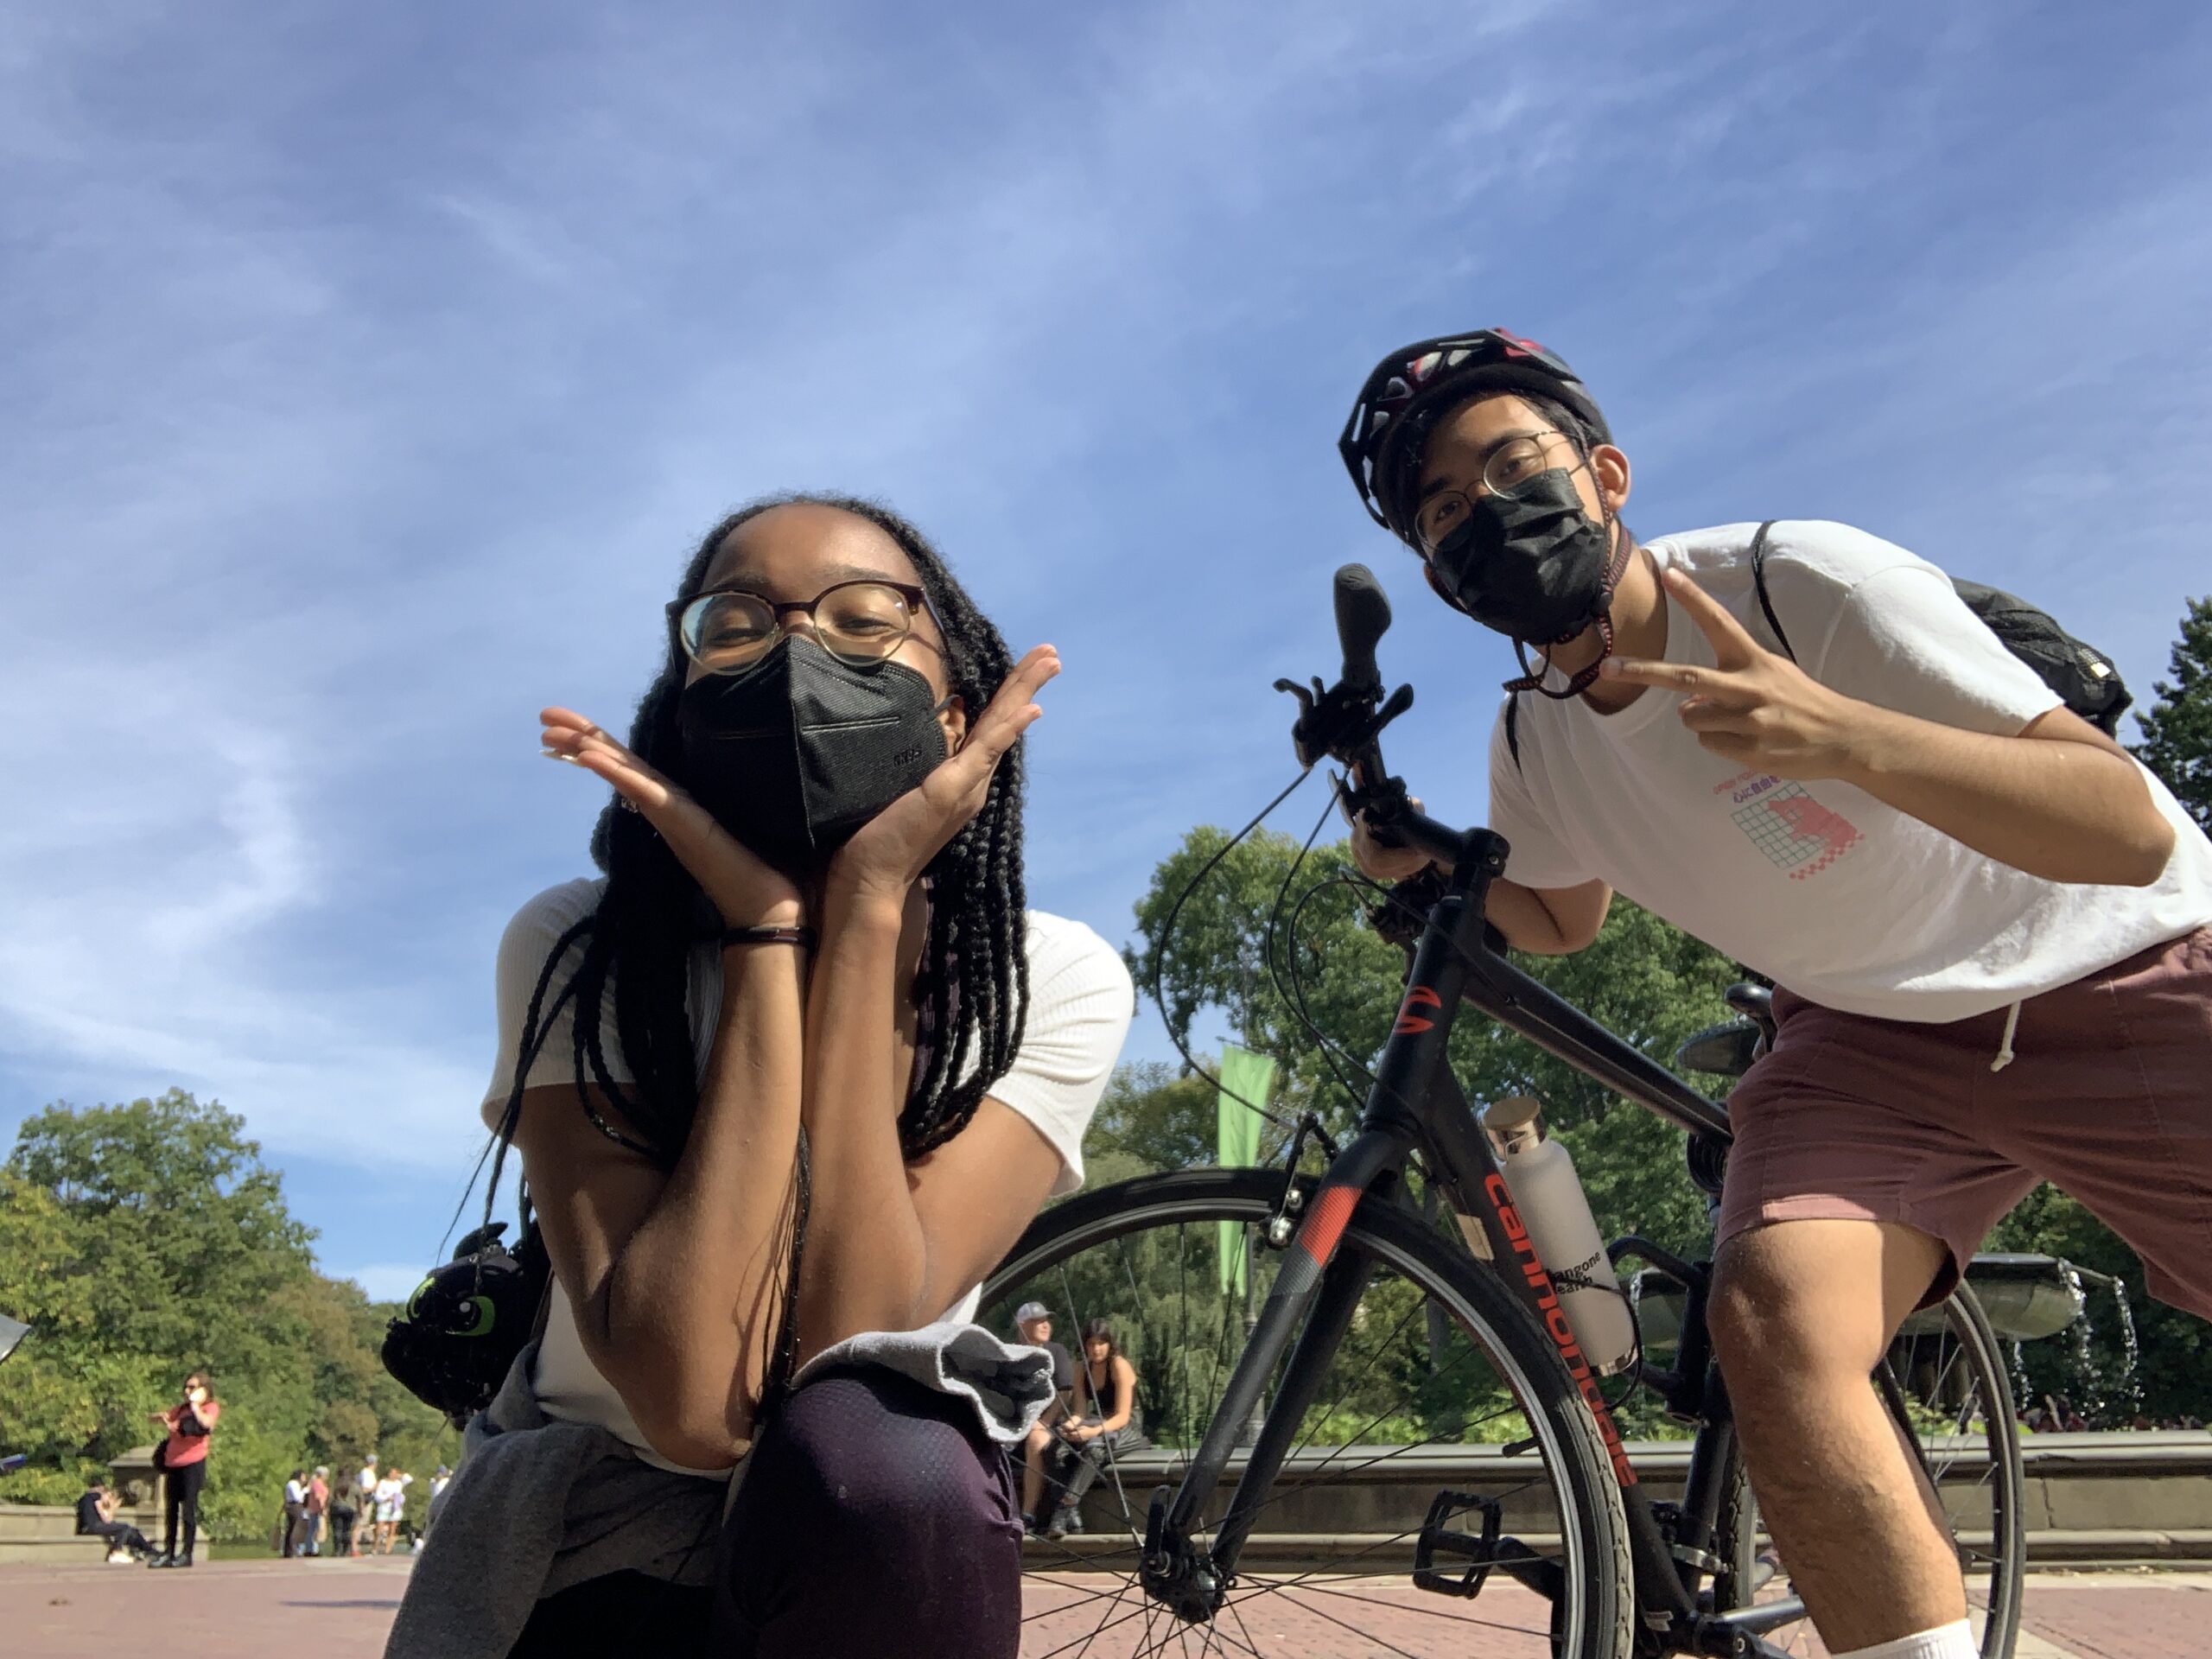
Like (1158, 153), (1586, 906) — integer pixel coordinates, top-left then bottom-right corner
(830, 644), (1060, 909)
(541, 707), (804, 928)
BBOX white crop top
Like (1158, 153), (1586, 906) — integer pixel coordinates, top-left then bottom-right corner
(479, 877), (1134, 1475)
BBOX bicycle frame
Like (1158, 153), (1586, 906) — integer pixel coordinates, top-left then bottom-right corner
(1141, 579), (1814, 1649)
(1142, 807), (1777, 1643)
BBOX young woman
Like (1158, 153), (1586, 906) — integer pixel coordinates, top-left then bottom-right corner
(374, 1469), (410, 1554)
(147, 1372), (219, 1567)
(1042, 1319), (1144, 1539)
(390, 496), (1131, 1659)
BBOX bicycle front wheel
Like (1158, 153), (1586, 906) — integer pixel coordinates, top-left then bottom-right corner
(984, 1167), (1634, 1659)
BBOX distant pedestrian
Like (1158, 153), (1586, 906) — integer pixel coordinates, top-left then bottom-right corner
(374, 1469), (413, 1554)
(283, 1469), (310, 1556)
(351, 1455), (378, 1556)
(76, 1475), (155, 1562)
(1042, 1320), (1145, 1540)
(147, 1371), (219, 1568)
(1009, 1301), (1075, 1533)
(305, 1466), (329, 1555)
(327, 1464), (360, 1559)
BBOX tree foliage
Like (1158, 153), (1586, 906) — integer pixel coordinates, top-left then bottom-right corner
(0, 1090), (456, 1540)
(2131, 594), (2212, 835)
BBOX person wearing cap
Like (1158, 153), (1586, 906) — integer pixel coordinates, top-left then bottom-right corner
(1337, 329), (2212, 1659)
(1009, 1300), (1075, 1534)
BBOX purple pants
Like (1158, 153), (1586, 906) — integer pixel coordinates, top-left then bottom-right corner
(508, 1365), (1023, 1658)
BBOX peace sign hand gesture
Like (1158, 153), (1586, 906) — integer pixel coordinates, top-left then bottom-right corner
(829, 644), (1060, 906)
(1599, 568), (1863, 779)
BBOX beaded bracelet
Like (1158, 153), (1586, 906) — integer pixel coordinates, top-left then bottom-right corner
(719, 924), (817, 951)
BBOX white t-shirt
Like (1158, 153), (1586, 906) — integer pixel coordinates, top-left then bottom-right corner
(374, 1475), (407, 1522)
(480, 877), (1135, 1475)
(1490, 520), (2212, 1022)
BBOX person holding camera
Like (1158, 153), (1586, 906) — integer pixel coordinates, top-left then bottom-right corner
(147, 1372), (219, 1568)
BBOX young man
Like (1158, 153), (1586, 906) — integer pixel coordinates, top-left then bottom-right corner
(351, 1454), (378, 1557)
(283, 1468), (309, 1557)
(1338, 330), (2212, 1659)
(1011, 1300), (1076, 1535)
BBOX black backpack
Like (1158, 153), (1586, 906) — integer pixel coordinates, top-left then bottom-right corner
(1746, 522), (2131, 734)
(1505, 521), (2133, 766)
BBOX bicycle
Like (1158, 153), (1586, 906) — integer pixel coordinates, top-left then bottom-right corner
(986, 565), (2026, 1657)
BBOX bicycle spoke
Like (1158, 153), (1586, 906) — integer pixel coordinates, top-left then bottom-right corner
(1257, 1575), (1558, 1640)
(1255, 1586), (1431, 1659)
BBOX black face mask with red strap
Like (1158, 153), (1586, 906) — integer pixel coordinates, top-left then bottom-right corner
(1423, 467), (1630, 700)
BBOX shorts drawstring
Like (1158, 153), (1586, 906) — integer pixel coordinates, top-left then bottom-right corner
(1990, 1000), (2021, 1073)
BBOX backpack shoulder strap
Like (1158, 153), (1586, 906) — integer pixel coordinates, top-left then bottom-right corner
(1504, 691), (1523, 771)
(1745, 520), (1796, 662)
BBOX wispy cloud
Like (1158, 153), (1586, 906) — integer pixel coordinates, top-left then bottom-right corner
(4, 0), (2209, 1274)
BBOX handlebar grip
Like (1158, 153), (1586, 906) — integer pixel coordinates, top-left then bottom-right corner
(1333, 563), (1390, 696)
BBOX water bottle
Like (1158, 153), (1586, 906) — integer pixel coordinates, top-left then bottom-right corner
(1479, 1096), (1636, 1375)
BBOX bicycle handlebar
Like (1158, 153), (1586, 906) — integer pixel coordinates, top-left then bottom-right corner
(1332, 563), (1389, 697)
(1276, 563), (1459, 868)
(1278, 563), (1732, 1140)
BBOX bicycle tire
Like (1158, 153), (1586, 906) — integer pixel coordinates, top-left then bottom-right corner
(1711, 1282), (2025, 1657)
(985, 1167), (1635, 1658)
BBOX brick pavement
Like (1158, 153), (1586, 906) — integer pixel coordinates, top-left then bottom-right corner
(6, 1558), (2206, 1656)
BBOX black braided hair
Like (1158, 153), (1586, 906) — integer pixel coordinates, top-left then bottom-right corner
(551, 493), (1031, 1169)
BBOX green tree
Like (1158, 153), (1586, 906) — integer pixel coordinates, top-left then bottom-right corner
(1, 1091), (455, 1538)
(2131, 594), (2212, 834)
(1085, 1062), (1227, 1182)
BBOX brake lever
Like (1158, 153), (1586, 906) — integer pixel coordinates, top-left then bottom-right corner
(1273, 676), (1414, 772)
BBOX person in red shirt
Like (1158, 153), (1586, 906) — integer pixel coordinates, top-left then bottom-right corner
(147, 1372), (220, 1567)
(304, 1465), (329, 1556)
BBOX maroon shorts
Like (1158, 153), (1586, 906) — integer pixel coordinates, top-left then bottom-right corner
(1717, 927), (2212, 1315)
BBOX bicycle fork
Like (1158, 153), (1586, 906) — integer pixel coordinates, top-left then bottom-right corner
(1142, 1129), (1400, 1622)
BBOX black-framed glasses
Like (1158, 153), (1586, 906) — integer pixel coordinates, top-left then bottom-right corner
(668, 579), (935, 675)
(1413, 433), (1582, 555)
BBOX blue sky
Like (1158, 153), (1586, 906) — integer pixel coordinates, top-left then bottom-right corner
(4, 1), (2208, 1299)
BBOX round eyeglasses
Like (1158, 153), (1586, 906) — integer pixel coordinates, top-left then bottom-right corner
(669, 579), (934, 675)
(1413, 433), (1580, 555)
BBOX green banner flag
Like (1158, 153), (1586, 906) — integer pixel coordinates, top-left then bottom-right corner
(1217, 1045), (1275, 1296)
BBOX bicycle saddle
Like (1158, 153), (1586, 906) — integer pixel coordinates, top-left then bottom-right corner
(1674, 1019), (1761, 1079)
(1674, 983), (1779, 1078)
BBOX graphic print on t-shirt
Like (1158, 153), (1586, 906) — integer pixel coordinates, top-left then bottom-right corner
(1716, 770), (1862, 881)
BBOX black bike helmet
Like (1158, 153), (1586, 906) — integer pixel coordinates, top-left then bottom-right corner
(1338, 329), (1611, 541)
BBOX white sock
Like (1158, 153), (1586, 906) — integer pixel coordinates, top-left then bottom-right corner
(1833, 1618), (1976, 1659)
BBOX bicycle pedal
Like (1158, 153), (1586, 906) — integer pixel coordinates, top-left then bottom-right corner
(1412, 1490), (1504, 1599)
